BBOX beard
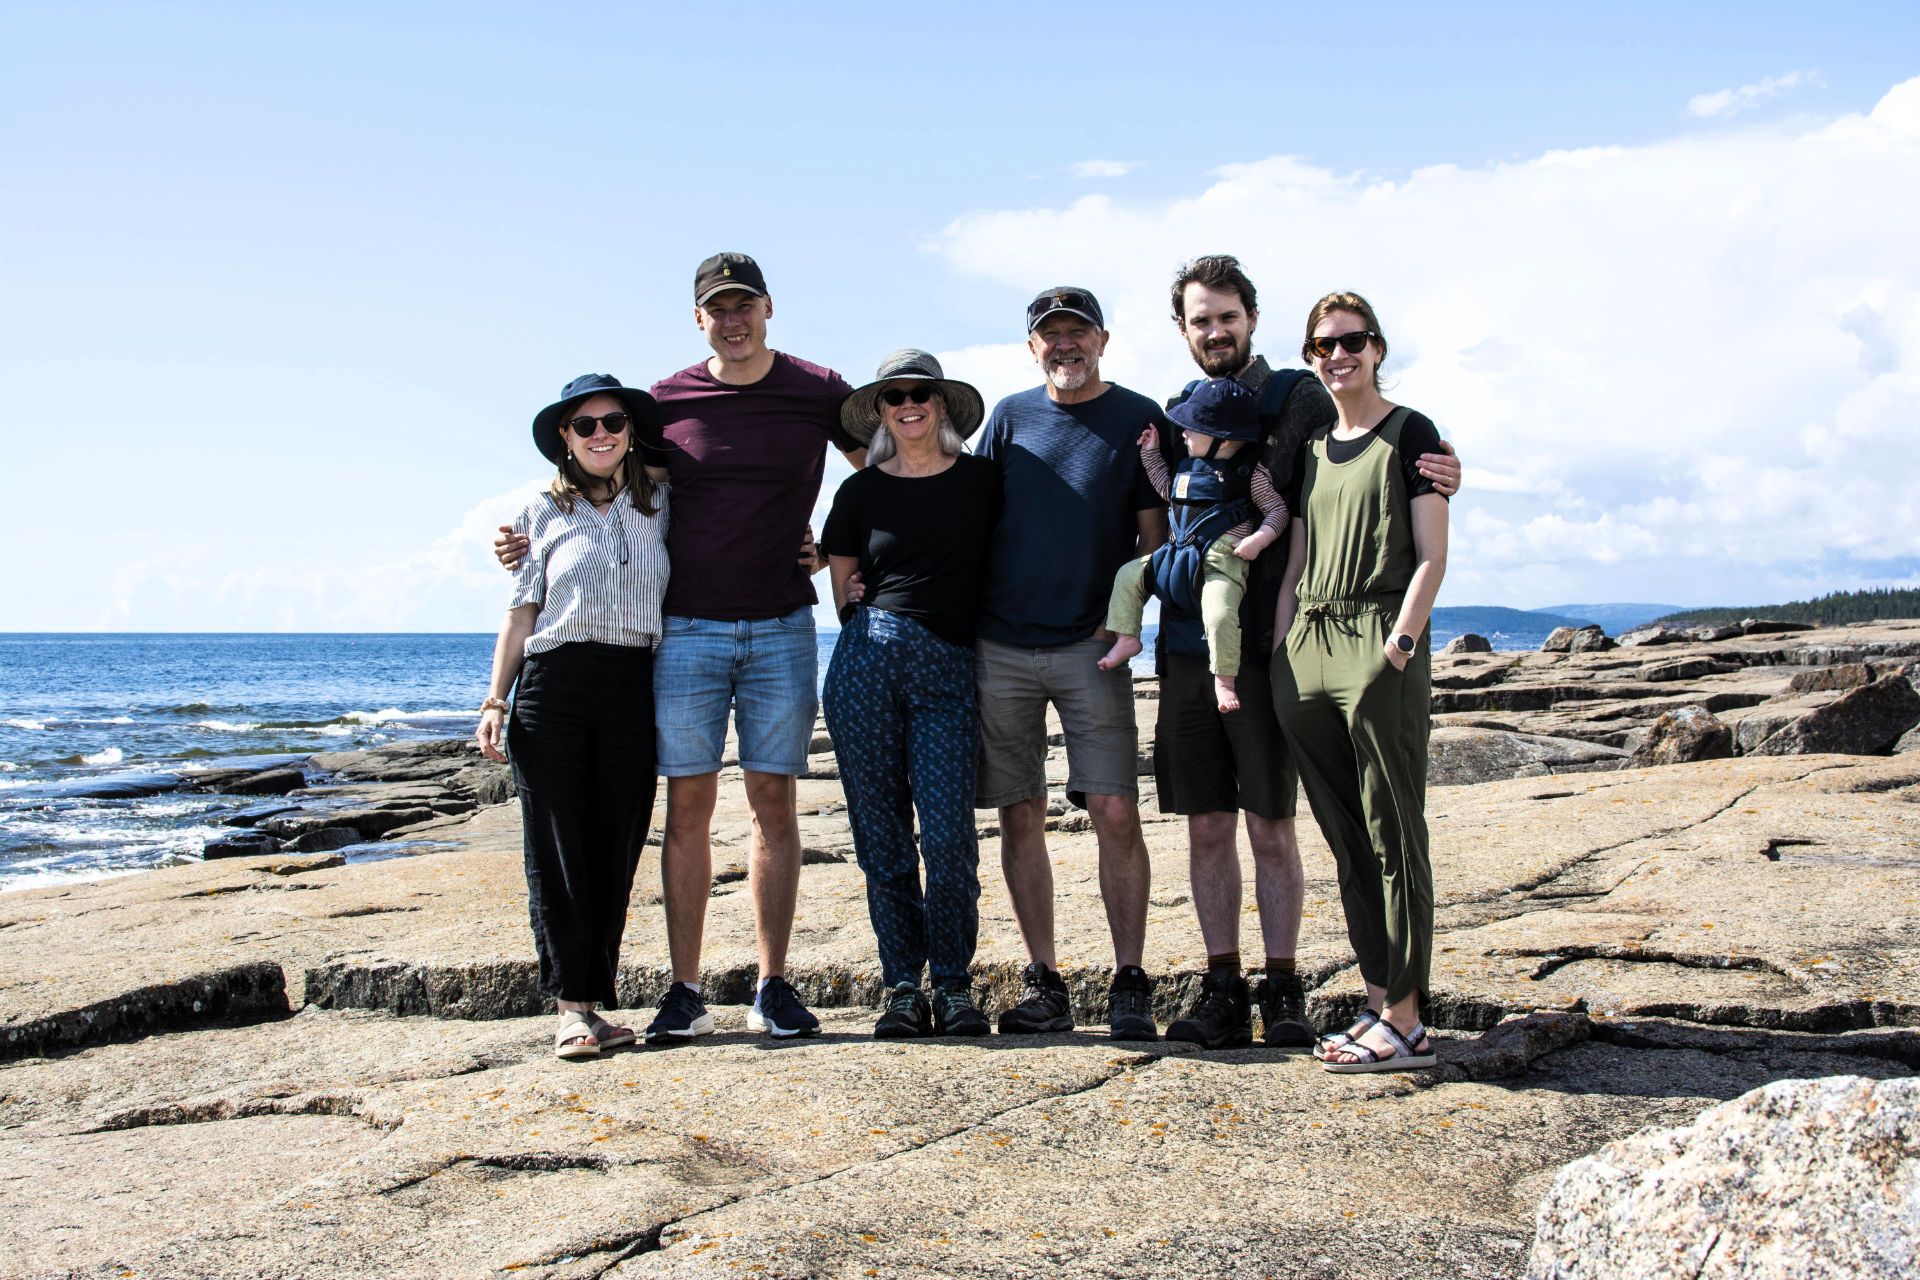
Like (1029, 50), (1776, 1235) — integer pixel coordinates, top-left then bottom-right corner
(1193, 333), (1249, 378)
(1046, 356), (1094, 392)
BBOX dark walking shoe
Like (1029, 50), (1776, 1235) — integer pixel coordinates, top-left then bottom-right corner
(644, 982), (715, 1047)
(1254, 970), (1316, 1048)
(1108, 965), (1158, 1041)
(1167, 968), (1252, 1048)
(931, 984), (990, 1037)
(996, 963), (1072, 1034)
(874, 983), (932, 1039)
(748, 975), (821, 1038)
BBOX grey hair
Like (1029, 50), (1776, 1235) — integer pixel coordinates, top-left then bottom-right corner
(866, 393), (964, 464)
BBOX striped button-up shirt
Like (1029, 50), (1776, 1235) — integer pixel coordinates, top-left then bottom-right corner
(510, 486), (670, 655)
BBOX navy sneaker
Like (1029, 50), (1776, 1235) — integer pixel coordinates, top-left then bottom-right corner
(931, 983), (990, 1037)
(644, 982), (714, 1047)
(748, 975), (821, 1038)
(873, 983), (932, 1039)
(997, 963), (1072, 1034)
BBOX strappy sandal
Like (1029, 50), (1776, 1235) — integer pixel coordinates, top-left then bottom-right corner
(1312, 1008), (1380, 1061)
(554, 1010), (601, 1060)
(1322, 1018), (1437, 1074)
(589, 1015), (637, 1050)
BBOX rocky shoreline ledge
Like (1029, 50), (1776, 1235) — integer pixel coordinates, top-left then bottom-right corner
(3, 621), (1917, 1278)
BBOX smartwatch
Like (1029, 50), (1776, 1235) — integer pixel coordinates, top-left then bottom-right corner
(1393, 633), (1416, 654)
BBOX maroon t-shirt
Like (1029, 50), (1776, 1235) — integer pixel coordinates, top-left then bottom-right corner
(651, 352), (861, 621)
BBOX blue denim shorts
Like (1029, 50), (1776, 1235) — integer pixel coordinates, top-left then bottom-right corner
(654, 606), (818, 777)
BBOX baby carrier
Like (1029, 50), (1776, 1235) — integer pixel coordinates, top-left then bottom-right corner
(1148, 454), (1255, 615)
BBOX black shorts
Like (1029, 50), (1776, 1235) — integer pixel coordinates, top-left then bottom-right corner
(1152, 648), (1298, 820)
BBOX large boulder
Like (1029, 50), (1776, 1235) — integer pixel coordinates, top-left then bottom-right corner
(1741, 617), (1816, 635)
(1628, 706), (1733, 766)
(1569, 626), (1616, 654)
(1617, 623), (1690, 648)
(1526, 1075), (1920, 1280)
(1750, 671), (1920, 756)
(1686, 624), (1743, 641)
(1442, 633), (1493, 654)
(1544, 625), (1614, 654)
(1428, 727), (1627, 785)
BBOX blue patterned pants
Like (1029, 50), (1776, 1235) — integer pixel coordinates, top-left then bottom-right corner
(822, 608), (981, 989)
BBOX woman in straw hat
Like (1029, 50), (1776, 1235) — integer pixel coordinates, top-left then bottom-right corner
(820, 350), (1000, 1039)
(476, 374), (672, 1060)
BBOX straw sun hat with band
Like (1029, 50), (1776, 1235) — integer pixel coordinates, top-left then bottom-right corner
(838, 349), (985, 448)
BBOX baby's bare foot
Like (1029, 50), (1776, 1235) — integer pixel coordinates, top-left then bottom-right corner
(1098, 635), (1143, 670)
(1214, 674), (1240, 712)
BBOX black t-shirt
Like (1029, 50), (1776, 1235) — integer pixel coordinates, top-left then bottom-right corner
(1282, 407), (1447, 512)
(821, 453), (1003, 646)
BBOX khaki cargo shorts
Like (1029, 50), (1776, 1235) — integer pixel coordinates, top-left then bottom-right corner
(974, 635), (1139, 810)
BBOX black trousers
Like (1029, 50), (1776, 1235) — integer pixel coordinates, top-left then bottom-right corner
(508, 641), (657, 1006)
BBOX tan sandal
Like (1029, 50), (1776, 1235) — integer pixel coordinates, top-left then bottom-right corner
(554, 1010), (600, 1060)
(589, 1015), (636, 1050)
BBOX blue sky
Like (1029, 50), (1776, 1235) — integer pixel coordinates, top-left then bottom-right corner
(3, 2), (1917, 630)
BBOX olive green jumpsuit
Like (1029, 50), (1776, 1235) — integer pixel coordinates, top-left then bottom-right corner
(1270, 408), (1434, 1009)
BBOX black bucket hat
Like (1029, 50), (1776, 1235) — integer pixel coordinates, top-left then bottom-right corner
(838, 349), (985, 447)
(1167, 377), (1261, 442)
(530, 373), (669, 466)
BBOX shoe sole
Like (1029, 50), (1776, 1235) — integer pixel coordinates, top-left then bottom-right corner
(644, 1012), (715, 1045)
(747, 1009), (820, 1038)
(1166, 1024), (1253, 1049)
(1262, 1024), (1316, 1049)
(935, 1022), (990, 1037)
(997, 1016), (1072, 1034)
(1109, 1024), (1160, 1042)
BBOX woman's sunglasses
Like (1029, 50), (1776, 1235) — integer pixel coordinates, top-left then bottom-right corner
(879, 386), (937, 407)
(565, 412), (631, 438)
(1304, 332), (1379, 359)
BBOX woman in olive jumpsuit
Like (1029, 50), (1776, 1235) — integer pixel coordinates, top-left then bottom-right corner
(1271, 292), (1450, 1073)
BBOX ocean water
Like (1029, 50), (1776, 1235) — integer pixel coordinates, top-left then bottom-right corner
(0, 620), (1543, 891)
(0, 634), (489, 891)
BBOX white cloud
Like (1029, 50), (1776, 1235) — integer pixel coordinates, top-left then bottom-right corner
(1069, 159), (1137, 179)
(927, 77), (1920, 608)
(1689, 70), (1822, 119)
(93, 482), (546, 631)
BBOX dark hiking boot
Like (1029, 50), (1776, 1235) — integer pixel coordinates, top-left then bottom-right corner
(1254, 969), (1315, 1048)
(997, 963), (1072, 1034)
(874, 984), (932, 1039)
(931, 984), (990, 1037)
(1167, 968), (1252, 1048)
(1108, 965), (1158, 1041)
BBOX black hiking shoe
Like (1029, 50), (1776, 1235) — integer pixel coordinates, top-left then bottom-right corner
(1167, 968), (1252, 1048)
(874, 983), (932, 1039)
(1108, 965), (1158, 1041)
(1254, 970), (1315, 1048)
(644, 982), (715, 1047)
(931, 984), (990, 1037)
(997, 963), (1072, 1034)
(748, 975), (821, 1038)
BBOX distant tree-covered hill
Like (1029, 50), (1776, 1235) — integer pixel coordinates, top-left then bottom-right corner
(1653, 588), (1920, 627)
(1431, 605), (1592, 635)
(1534, 603), (1683, 632)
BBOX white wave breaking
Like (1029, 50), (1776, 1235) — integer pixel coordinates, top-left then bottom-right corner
(5, 719), (47, 731)
(81, 747), (125, 766)
(195, 720), (262, 733)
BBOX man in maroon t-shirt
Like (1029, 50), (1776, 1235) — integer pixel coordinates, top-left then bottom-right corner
(498, 253), (864, 1045)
